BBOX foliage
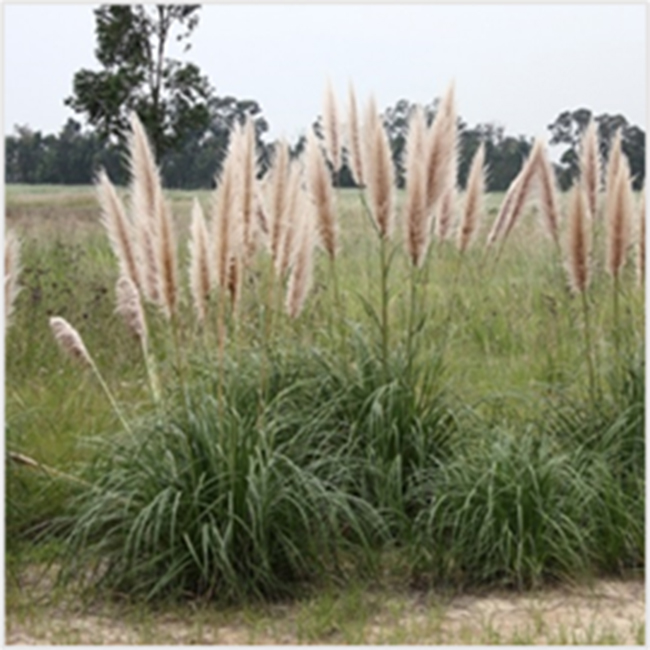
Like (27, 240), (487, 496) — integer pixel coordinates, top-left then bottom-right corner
(548, 108), (645, 190)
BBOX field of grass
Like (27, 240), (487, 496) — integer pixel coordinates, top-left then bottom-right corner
(5, 169), (644, 631)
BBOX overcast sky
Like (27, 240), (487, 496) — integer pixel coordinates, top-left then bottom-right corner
(3, 3), (647, 152)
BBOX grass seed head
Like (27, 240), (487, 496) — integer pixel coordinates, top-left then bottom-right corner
(533, 141), (561, 246)
(566, 187), (592, 294)
(606, 160), (633, 279)
(188, 198), (212, 322)
(115, 275), (147, 346)
(50, 316), (93, 367)
(458, 142), (486, 253)
(322, 79), (341, 173)
(347, 82), (364, 186)
(580, 120), (601, 220)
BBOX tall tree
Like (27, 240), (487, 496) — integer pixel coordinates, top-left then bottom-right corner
(65, 5), (213, 161)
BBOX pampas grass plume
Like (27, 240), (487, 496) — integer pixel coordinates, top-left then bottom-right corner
(50, 317), (93, 366)
(403, 105), (429, 266)
(638, 190), (645, 285)
(347, 82), (364, 186)
(458, 142), (486, 253)
(322, 79), (341, 173)
(286, 197), (316, 318)
(96, 170), (141, 290)
(115, 275), (147, 345)
(306, 131), (338, 259)
(566, 187), (591, 294)
(188, 198), (212, 322)
(436, 185), (457, 242)
(533, 142), (561, 247)
(157, 199), (179, 320)
(606, 161), (633, 279)
(580, 120), (601, 220)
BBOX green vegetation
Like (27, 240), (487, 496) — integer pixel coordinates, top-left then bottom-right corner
(6, 175), (643, 606)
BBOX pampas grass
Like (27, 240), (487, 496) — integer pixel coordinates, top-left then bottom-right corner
(533, 141), (561, 250)
(424, 82), (457, 218)
(268, 140), (291, 265)
(238, 119), (258, 260)
(347, 82), (364, 187)
(129, 112), (163, 304)
(364, 100), (395, 240)
(436, 185), (456, 242)
(285, 197), (316, 318)
(322, 79), (341, 175)
(277, 160), (304, 279)
(156, 200), (179, 322)
(457, 142), (486, 253)
(580, 120), (601, 220)
(115, 275), (148, 346)
(50, 316), (131, 431)
(306, 131), (338, 260)
(5, 229), (21, 330)
(188, 199), (213, 323)
(605, 161), (633, 280)
(486, 173), (522, 247)
(565, 187), (596, 401)
(96, 170), (142, 291)
(403, 105), (429, 267)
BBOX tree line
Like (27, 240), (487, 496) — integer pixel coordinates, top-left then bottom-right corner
(5, 5), (645, 191)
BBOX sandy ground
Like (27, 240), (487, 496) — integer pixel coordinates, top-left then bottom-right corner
(6, 570), (645, 645)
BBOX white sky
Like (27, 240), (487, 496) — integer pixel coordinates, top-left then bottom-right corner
(2, 3), (647, 151)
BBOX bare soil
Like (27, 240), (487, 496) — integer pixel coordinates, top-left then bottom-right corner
(6, 567), (645, 645)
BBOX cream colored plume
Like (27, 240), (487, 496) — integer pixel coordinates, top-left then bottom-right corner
(424, 82), (458, 217)
(5, 229), (21, 329)
(457, 142), (486, 253)
(606, 160), (633, 279)
(403, 105), (429, 266)
(277, 160), (304, 278)
(490, 140), (541, 245)
(188, 199), (212, 322)
(436, 185), (457, 242)
(322, 79), (341, 172)
(605, 131), (623, 209)
(233, 119), (258, 260)
(212, 150), (242, 298)
(156, 199), (179, 320)
(580, 120), (601, 220)
(566, 187), (591, 294)
(364, 97), (394, 239)
(347, 82), (364, 186)
(285, 196), (316, 319)
(96, 170), (141, 290)
(268, 139), (290, 264)
(306, 131), (338, 259)
(533, 141), (561, 247)
(129, 112), (163, 304)
(50, 316), (93, 366)
(115, 275), (147, 346)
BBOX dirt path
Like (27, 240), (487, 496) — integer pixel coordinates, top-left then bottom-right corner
(6, 572), (645, 645)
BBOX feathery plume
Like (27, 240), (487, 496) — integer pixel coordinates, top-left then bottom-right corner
(285, 199), (316, 318)
(237, 119), (258, 260)
(486, 173), (522, 246)
(605, 130), (623, 207)
(403, 105), (429, 266)
(498, 140), (542, 243)
(638, 190), (645, 285)
(424, 82), (458, 216)
(268, 140), (290, 264)
(212, 152), (242, 295)
(533, 142), (561, 247)
(277, 160), (304, 277)
(606, 161), (633, 279)
(306, 131), (338, 258)
(5, 229), (21, 328)
(115, 275), (147, 346)
(580, 120), (601, 220)
(347, 82), (364, 186)
(129, 112), (163, 304)
(50, 316), (93, 366)
(322, 79), (341, 173)
(566, 187), (592, 294)
(364, 99), (394, 239)
(458, 142), (486, 253)
(188, 199), (212, 322)
(96, 170), (141, 289)
(436, 185), (457, 242)
(156, 200), (179, 320)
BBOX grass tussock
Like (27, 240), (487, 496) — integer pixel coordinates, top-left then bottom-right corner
(6, 81), (644, 606)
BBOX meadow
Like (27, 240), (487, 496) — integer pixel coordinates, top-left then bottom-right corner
(5, 98), (645, 628)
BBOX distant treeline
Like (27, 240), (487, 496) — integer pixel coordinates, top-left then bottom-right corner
(5, 104), (645, 191)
